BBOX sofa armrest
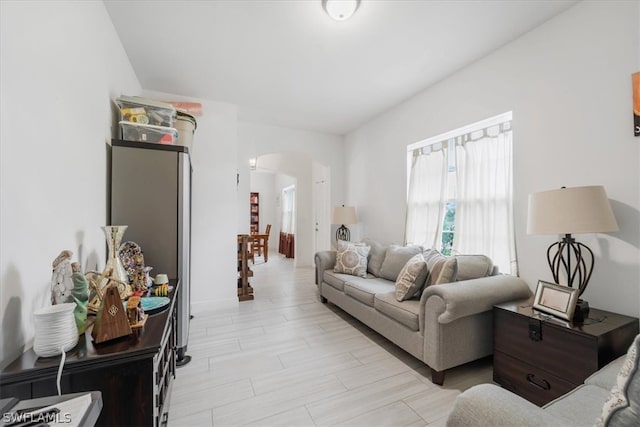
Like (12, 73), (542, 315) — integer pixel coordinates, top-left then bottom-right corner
(421, 274), (532, 324)
(314, 250), (336, 285)
(447, 384), (567, 427)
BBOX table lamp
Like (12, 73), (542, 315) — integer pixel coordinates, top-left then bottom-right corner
(332, 205), (357, 243)
(527, 185), (618, 321)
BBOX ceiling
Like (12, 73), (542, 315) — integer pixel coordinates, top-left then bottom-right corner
(104, 0), (577, 135)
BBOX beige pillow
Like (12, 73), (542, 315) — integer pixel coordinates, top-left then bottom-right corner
(424, 250), (458, 286)
(363, 238), (387, 277)
(378, 245), (423, 281)
(395, 253), (428, 301)
(334, 240), (370, 278)
(455, 254), (494, 281)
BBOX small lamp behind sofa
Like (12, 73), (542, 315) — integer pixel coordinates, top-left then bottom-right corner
(332, 205), (357, 243)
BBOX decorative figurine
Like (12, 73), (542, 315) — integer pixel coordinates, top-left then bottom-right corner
(131, 262), (149, 295)
(51, 250), (74, 305)
(154, 283), (169, 297)
(126, 296), (147, 329)
(118, 240), (146, 295)
(144, 266), (153, 293)
(68, 262), (89, 334)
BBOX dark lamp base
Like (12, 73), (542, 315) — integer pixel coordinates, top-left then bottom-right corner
(336, 225), (350, 242)
(572, 299), (590, 323)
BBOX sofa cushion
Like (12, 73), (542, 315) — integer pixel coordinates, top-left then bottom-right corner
(334, 240), (370, 278)
(343, 277), (395, 307)
(378, 245), (422, 282)
(323, 270), (350, 292)
(586, 356), (625, 390)
(363, 238), (387, 277)
(374, 292), (420, 331)
(597, 334), (640, 427)
(394, 253), (428, 301)
(424, 250), (458, 287)
(544, 384), (611, 425)
(455, 254), (494, 281)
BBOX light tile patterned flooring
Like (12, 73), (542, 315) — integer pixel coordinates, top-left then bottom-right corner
(169, 256), (492, 426)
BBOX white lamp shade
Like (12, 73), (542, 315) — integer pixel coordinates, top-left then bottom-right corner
(332, 206), (357, 225)
(527, 186), (619, 235)
(323, 0), (360, 21)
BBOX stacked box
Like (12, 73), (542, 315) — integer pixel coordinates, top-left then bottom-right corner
(120, 122), (178, 145)
(116, 96), (176, 126)
(116, 96), (178, 144)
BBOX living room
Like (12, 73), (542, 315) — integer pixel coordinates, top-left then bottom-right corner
(1, 0), (639, 425)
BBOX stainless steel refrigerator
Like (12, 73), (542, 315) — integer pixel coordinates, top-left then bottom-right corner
(110, 139), (191, 365)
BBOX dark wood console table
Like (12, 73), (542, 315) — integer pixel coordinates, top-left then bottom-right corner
(493, 299), (638, 406)
(0, 280), (179, 426)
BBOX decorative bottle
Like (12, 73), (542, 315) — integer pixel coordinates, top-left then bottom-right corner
(101, 225), (131, 298)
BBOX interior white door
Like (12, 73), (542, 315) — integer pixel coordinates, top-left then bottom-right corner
(313, 162), (331, 254)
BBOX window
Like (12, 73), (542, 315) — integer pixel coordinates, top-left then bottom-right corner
(405, 112), (516, 274)
(281, 185), (295, 234)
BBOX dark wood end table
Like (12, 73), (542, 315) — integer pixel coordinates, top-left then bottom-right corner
(493, 299), (638, 406)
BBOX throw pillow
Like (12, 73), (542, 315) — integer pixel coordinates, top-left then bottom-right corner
(424, 250), (458, 287)
(597, 334), (640, 427)
(378, 245), (423, 282)
(455, 254), (494, 281)
(363, 238), (387, 277)
(394, 253), (428, 301)
(334, 240), (370, 278)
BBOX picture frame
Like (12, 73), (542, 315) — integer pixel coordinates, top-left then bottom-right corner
(532, 280), (579, 321)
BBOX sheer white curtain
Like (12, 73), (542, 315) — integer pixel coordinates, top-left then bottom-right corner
(405, 144), (448, 249)
(281, 186), (295, 234)
(453, 122), (516, 274)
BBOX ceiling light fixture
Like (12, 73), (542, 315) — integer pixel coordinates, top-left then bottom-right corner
(322, 0), (360, 21)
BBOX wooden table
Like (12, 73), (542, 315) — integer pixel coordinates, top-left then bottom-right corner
(493, 299), (638, 406)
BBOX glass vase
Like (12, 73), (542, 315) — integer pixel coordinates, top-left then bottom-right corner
(101, 225), (131, 298)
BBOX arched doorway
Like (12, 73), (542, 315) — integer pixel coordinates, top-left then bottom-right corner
(248, 152), (331, 267)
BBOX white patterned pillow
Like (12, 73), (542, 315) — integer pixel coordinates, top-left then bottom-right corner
(395, 253), (428, 301)
(597, 334), (640, 426)
(334, 241), (370, 278)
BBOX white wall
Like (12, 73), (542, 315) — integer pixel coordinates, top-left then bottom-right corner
(344, 1), (640, 317)
(0, 1), (141, 366)
(143, 90), (239, 311)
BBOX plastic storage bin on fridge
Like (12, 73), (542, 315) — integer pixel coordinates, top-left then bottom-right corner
(174, 111), (197, 150)
(120, 121), (178, 145)
(116, 96), (176, 127)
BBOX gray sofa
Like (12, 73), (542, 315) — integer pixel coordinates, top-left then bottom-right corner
(447, 334), (640, 426)
(314, 243), (532, 385)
